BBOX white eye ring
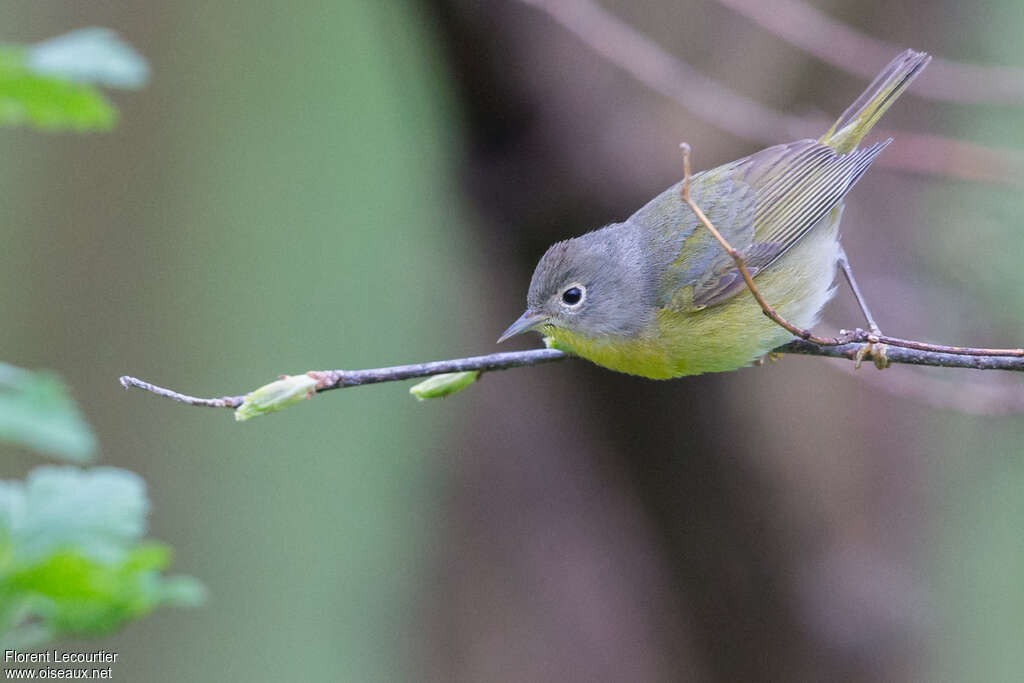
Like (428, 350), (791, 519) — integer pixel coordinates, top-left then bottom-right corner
(560, 283), (586, 308)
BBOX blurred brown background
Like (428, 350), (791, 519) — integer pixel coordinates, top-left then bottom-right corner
(4, 0), (1024, 681)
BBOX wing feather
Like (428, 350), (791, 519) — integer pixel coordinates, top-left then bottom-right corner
(752, 140), (889, 260)
(658, 138), (888, 310)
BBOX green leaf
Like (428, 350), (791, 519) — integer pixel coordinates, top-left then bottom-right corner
(0, 363), (96, 462)
(0, 466), (204, 644)
(4, 545), (191, 637)
(0, 466), (145, 564)
(0, 50), (115, 130)
(0, 27), (151, 132)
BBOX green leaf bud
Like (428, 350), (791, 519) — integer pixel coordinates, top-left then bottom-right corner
(408, 371), (480, 401)
(235, 374), (318, 421)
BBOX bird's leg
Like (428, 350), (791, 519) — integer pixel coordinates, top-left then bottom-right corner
(837, 247), (881, 334)
(837, 247), (889, 369)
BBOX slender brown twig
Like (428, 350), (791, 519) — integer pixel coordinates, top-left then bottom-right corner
(119, 349), (570, 409)
(117, 376), (240, 407)
(119, 339), (1024, 411)
(778, 340), (1024, 371)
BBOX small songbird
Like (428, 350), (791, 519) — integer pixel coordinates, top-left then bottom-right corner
(498, 49), (930, 378)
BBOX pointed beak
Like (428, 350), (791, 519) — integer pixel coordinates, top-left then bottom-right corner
(497, 310), (548, 344)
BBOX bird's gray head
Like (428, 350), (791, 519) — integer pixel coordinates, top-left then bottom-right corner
(498, 224), (655, 343)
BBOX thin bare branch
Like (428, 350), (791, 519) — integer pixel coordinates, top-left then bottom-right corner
(118, 375), (240, 407)
(516, 0), (1024, 185)
(778, 340), (1024, 371)
(118, 349), (569, 409)
(312, 349), (568, 390)
(119, 340), (1024, 411)
(715, 0), (1024, 105)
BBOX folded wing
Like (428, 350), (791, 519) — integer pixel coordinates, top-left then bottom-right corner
(663, 138), (888, 310)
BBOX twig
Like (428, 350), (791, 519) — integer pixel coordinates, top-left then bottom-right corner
(117, 376), (240, 407)
(516, 0), (1024, 186)
(715, 0), (1024, 105)
(311, 348), (568, 389)
(119, 349), (569, 409)
(119, 340), (1024, 410)
(677, 143), (1024, 358)
(777, 340), (1024, 371)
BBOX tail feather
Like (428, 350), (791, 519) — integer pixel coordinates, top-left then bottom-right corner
(820, 49), (930, 154)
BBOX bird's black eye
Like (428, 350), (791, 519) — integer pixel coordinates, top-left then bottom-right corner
(562, 286), (584, 306)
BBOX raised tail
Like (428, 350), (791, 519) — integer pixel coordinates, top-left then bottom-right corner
(820, 49), (930, 154)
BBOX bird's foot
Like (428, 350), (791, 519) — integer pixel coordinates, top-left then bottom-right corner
(853, 340), (890, 370)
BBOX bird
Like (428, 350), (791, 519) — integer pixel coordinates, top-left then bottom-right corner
(498, 49), (930, 379)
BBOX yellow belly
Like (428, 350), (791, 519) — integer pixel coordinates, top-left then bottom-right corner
(543, 210), (842, 379)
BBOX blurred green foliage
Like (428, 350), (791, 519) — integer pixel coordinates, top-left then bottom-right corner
(0, 363), (203, 650)
(0, 49), (114, 130)
(0, 28), (147, 130)
(0, 29), (200, 653)
(0, 363), (96, 463)
(0, 467), (204, 649)
(3, 2), (476, 678)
